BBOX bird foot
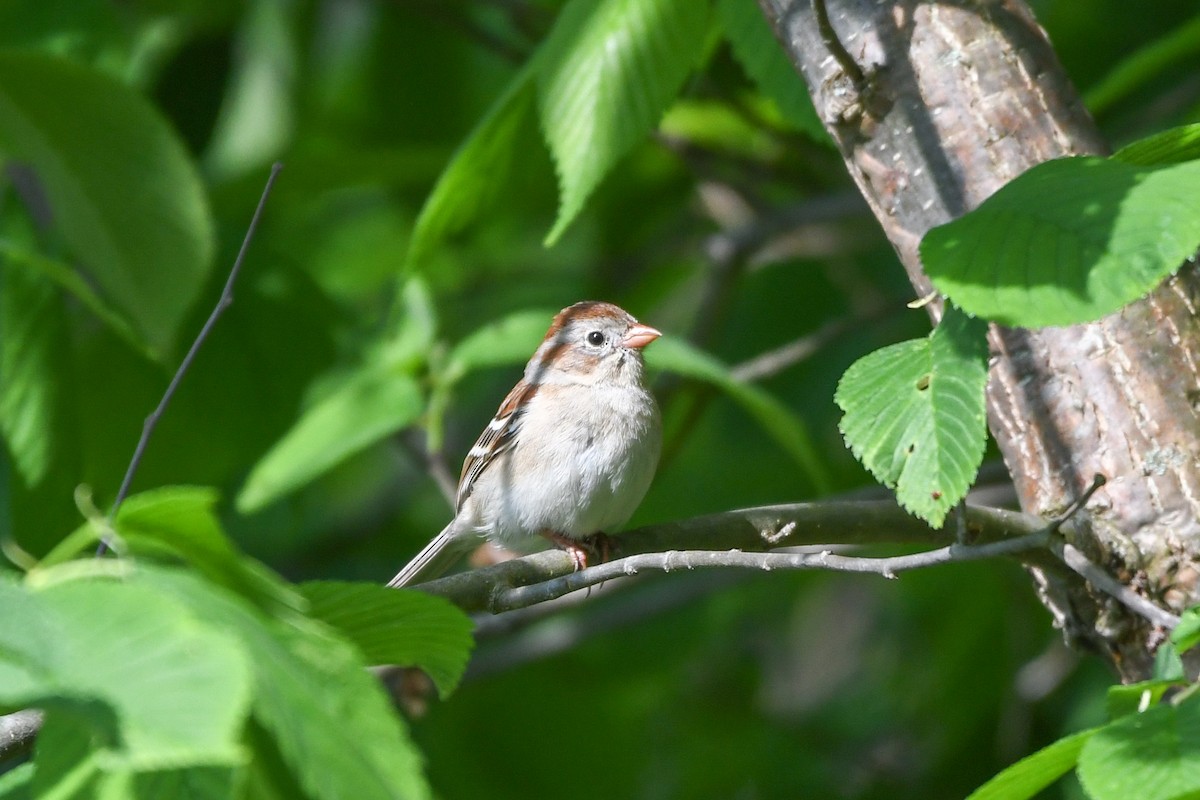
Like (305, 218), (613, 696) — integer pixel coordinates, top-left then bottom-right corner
(541, 531), (614, 571)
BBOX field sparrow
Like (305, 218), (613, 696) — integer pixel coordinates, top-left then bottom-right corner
(387, 301), (662, 588)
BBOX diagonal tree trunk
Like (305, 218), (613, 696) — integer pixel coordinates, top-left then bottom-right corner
(759, 0), (1200, 679)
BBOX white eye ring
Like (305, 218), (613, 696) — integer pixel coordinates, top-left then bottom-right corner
(586, 331), (605, 346)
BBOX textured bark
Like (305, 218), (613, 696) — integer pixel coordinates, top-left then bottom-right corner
(760, 0), (1200, 678)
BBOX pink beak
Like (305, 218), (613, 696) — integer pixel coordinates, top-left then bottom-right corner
(622, 323), (662, 350)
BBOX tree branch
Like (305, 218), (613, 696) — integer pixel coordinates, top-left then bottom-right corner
(0, 709), (41, 763)
(410, 501), (1056, 613)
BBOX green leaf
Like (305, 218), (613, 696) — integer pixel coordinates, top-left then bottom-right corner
(537, 0), (710, 243)
(444, 308), (557, 382)
(109, 487), (306, 619)
(406, 71), (538, 271)
(1107, 680), (1177, 721)
(238, 370), (424, 512)
(139, 568), (431, 800)
(0, 265), (69, 486)
(1078, 699), (1200, 800)
(1170, 605), (1200, 654)
(0, 578), (251, 770)
(922, 156), (1200, 328)
(965, 727), (1098, 800)
(299, 581), (474, 697)
(1115, 123), (1200, 167)
(835, 306), (989, 527)
(0, 762), (32, 798)
(32, 718), (238, 800)
(1153, 641), (1186, 682)
(647, 336), (830, 494)
(715, 0), (826, 140)
(0, 51), (214, 357)
(1085, 18), (1200, 115)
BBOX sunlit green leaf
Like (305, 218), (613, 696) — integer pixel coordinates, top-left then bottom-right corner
(1170, 605), (1200, 654)
(537, 0), (709, 243)
(715, 0), (825, 139)
(922, 156), (1200, 328)
(406, 71), (538, 271)
(108, 487), (306, 619)
(300, 581), (474, 697)
(0, 578), (251, 770)
(140, 568), (431, 800)
(1106, 680), (1176, 721)
(1078, 699), (1200, 800)
(238, 370), (423, 512)
(0, 51), (213, 357)
(1114, 123), (1200, 167)
(966, 727), (1097, 800)
(836, 306), (989, 526)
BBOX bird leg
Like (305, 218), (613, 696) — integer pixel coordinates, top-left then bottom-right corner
(540, 531), (614, 571)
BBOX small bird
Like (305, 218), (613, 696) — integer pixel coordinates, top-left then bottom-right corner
(387, 301), (663, 588)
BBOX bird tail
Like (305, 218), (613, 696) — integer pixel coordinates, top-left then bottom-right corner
(387, 519), (477, 588)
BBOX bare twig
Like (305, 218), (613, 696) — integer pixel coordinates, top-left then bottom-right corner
(98, 163), (283, 554)
(812, 0), (864, 86)
(730, 299), (894, 382)
(1049, 474), (1107, 533)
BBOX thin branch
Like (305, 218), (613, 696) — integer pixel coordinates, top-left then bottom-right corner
(408, 501), (1054, 613)
(811, 0), (865, 86)
(1052, 541), (1181, 630)
(98, 163), (283, 554)
(489, 530), (1052, 612)
(730, 299), (895, 382)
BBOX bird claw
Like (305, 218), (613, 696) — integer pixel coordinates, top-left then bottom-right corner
(541, 531), (614, 572)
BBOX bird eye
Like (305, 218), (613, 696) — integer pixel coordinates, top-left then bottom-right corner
(586, 330), (605, 346)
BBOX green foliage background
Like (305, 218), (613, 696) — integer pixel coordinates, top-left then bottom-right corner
(1, 0), (1199, 797)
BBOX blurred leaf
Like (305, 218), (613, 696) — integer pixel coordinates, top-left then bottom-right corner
(537, 0), (709, 243)
(0, 51), (214, 357)
(648, 336), (830, 493)
(835, 306), (989, 527)
(406, 71), (538, 272)
(381, 278), (438, 370)
(0, 577), (250, 770)
(1107, 680), (1176, 721)
(444, 308), (555, 382)
(0, 266), (65, 485)
(1170, 605), (1200, 653)
(139, 568), (431, 800)
(0, 762), (32, 797)
(659, 99), (784, 160)
(922, 156), (1200, 327)
(238, 370), (423, 512)
(1153, 641), (1186, 682)
(1114, 123), (1200, 166)
(300, 581), (474, 697)
(1078, 698), (1200, 800)
(965, 727), (1097, 800)
(1085, 17), (1200, 115)
(715, 0), (826, 140)
(0, 244), (145, 355)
